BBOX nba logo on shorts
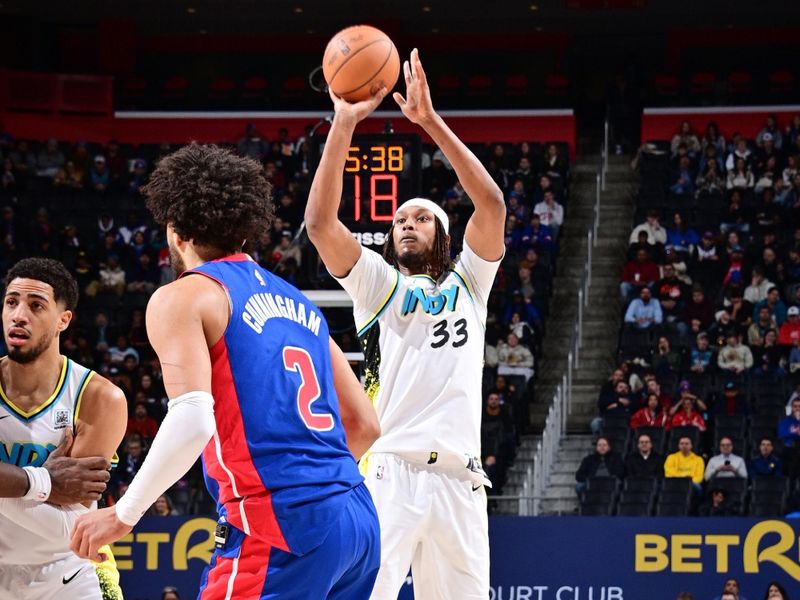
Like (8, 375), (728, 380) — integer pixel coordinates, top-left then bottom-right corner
(376, 466), (384, 480)
(53, 409), (71, 430)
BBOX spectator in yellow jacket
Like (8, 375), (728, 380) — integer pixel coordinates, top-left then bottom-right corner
(664, 435), (705, 493)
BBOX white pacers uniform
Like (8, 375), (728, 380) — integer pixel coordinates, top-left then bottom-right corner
(335, 240), (499, 600)
(0, 356), (122, 600)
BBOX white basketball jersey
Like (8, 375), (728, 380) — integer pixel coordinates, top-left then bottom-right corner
(0, 356), (95, 564)
(335, 241), (500, 467)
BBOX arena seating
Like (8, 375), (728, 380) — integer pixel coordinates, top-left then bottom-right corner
(584, 112), (800, 517)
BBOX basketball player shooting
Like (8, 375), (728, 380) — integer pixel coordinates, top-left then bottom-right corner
(305, 48), (505, 599)
(1, 258), (128, 600)
(71, 144), (382, 599)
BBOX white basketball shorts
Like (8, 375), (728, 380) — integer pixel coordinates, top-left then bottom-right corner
(0, 553), (104, 600)
(364, 452), (490, 600)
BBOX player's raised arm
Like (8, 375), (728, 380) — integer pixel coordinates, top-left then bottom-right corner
(305, 87), (388, 277)
(393, 49), (505, 261)
(329, 338), (380, 460)
(71, 277), (219, 561)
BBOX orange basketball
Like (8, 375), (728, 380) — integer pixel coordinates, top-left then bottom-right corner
(322, 25), (400, 103)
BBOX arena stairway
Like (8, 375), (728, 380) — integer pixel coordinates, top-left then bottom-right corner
(534, 152), (637, 515)
(532, 153), (636, 433)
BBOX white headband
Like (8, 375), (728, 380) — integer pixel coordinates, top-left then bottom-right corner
(393, 198), (450, 235)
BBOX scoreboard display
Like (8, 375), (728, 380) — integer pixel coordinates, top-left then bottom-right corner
(310, 133), (422, 247)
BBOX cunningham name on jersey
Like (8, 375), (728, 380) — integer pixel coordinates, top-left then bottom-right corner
(242, 291), (322, 336)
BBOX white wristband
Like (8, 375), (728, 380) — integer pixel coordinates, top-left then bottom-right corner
(22, 466), (52, 502)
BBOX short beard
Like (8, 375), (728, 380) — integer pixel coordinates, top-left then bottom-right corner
(394, 247), (433, 275)
(169, 246), (186, 277)
(6, 334), (53, 365)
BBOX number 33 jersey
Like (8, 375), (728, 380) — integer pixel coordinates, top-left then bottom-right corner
(334, 240), (501, 467)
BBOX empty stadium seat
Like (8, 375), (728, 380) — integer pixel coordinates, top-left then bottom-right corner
(544, 74), (569, 97)
(162, 76), (189, 100)
(619, 490), (653, 506)
(727, 71), (753, 95)
(752, 477), (789, 493)
(586, 477), (620, 494)
(617, 502), (650, 517)
(661, 477), (692, 495)
(749, 502), (783, 517)
(690, 71), (715, 95)
(242, 76), (269, 101)
(580, 502), (613, 516)
(769, 70), (795, 94)
(208, 77), (236, 101)
(654, 74), (679, 98)
(624, 476), (659, 493)
(504, 73), (530, 97)
(279, 76), (306, 100)
(467, 74), (493, 96)
(656, 502), (688, 517)
(435, 74), (461, 97)
(751, 489), (786, 506)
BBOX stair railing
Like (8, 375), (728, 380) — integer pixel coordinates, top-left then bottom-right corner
(529, 136), (605, 515)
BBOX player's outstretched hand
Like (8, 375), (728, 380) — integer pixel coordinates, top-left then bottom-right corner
(393, 48), (435, 126)
(44, 428), (111, 505)
(71, 506), (132, 563)
(329, 86), (388, 128)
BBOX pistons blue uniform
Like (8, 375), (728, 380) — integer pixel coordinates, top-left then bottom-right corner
(187, 254), (380, 600)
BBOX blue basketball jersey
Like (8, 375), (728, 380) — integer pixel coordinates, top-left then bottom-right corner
(185, 253), (363, 556)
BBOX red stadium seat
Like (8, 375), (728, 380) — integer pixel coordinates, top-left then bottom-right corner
(280, 76), (306, 100)
(727, 71), (752, 95)
(120, 76), (148, 102)
(769, 70), (795, 94)
(466, 74), (493, 96)
(544, 74), (569, 96)
(436, 74), (461, 97)
(654, 74), (679, 97)
(208, 77), (236, 101)
(689, 71), (715, 95)
(242, 76), (269, 100)
(162, 76), (189, 100)
(504, 73), (530, 97)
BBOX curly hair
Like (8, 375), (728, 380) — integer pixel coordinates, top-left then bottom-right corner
(382, 219), (451, 279)
(4, 258), (79, 311)
(142, 143), (274, 256)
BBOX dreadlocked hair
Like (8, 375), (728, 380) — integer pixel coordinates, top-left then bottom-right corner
(141, 143), (274, 258)
(382, 219), (452, 279)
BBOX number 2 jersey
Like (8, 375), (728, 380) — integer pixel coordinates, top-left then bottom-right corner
(185, 254), (364, 556)
(334, 240), (500, 468)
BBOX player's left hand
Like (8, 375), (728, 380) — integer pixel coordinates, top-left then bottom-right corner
(393, 48), (436, 126)
(70, 506), (132, 562)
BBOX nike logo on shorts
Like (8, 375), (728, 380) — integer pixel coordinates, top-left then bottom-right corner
(62, 568), (83, 585)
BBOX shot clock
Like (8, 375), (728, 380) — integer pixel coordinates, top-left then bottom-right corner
(310, 133), (422, 247)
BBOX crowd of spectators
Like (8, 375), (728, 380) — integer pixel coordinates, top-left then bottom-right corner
(580, 114), (800, 517)
(674, 578), (791, 600)
(479, 141), (570, 497)
(0, 124), (571, 512)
